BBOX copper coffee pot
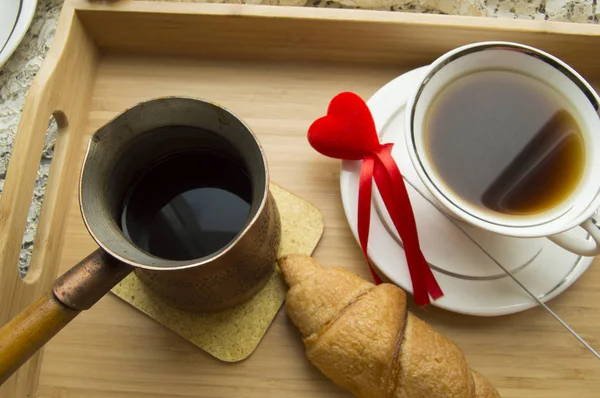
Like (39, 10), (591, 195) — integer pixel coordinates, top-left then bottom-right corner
(0, 97), (281, 384)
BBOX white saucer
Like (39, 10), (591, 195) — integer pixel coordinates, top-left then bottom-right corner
(0, 0), (38, 69)
(340, 66), (594, 316)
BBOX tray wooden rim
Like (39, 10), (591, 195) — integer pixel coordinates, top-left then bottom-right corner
(2, 1), (600, 396)
(40, 0), (600, 93)
(79, 0), (600, 34)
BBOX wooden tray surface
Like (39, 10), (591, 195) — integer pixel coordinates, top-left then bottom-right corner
(1, 1), (599, 397)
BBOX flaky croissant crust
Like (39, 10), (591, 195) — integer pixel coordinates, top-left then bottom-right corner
(279, 254), (500, 398)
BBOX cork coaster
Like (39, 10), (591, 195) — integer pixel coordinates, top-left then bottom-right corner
(110, 183), (324, 362)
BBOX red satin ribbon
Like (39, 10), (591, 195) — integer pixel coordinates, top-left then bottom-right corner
(307, 92), (443, 305)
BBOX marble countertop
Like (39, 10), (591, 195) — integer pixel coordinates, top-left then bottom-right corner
(0, 0), (598, 275)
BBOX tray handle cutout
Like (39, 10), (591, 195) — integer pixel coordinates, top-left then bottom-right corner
(16, 112), (68, 282)
(0, 86), (70, 293)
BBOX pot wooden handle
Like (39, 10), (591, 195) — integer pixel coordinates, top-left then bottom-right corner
(0, 249), (133, 385)
(0, 293), (79, 385)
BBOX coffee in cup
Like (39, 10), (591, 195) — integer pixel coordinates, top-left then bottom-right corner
(424, 69), (585, 217)
(406, 41), (600, 256)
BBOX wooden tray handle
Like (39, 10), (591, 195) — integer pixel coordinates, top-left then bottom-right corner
(0, 3), (99, 395)
(0, 0), (98, 320)
(0, 11), (99, 388)
(0, 81), (66, 282)
(0, 249), (133, 385)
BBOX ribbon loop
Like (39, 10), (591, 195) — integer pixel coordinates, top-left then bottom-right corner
(307, 92), (443, 305)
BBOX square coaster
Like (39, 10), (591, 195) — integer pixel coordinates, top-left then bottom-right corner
(111, 183), (324, 362)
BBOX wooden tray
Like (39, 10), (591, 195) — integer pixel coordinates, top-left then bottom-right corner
(1, 1), (599, 396)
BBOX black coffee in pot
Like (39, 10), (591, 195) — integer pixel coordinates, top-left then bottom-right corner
(121, 149), (252, 261)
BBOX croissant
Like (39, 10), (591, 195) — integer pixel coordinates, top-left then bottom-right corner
(278, 254), (500, 398)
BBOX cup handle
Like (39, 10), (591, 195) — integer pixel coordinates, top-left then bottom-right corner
(548, 218), (600, 256)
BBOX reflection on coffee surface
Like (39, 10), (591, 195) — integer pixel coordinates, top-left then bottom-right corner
(121, 149), (252, 261)
(424, 70), (585, 216)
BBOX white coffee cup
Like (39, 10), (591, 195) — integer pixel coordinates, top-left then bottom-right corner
(405, 41), (600, 257)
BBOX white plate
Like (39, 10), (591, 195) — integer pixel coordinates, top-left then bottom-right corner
(340, 66), (594, 316)
(0, 0), (37, 69)
(0, 0), (20, 53)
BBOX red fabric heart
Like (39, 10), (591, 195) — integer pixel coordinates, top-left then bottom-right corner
(308, 92), (381, 160)
(307, 92), (444, 306)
